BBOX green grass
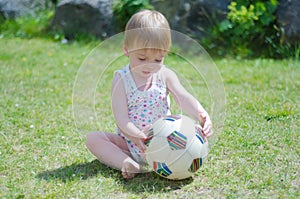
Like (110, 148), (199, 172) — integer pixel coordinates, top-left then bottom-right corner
(0, 37), (299, 198)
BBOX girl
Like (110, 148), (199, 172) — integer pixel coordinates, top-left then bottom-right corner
(86, 10), (213, 179)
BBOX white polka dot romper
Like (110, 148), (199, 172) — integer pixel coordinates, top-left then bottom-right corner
(115, 64), (171, 163)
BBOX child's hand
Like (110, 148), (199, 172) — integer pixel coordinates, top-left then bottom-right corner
(132, 124), (153, 153)
(143, 124), (153, 137)
(199, 112), (213, 137)
(134, 138), (147, 153)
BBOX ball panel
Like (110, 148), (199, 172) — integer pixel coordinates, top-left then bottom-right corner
(146, 136), (171, 163)
(187, 135), (209, 159)
(163, 115), (183, 130)
(167, 130), (187, 150)
(168, 171), (193, 180)
(152, 118), (172, 137)
(163, 114), (182, 121)
(195, 125), (207, 143)
(153, 162), (172, 178)
(163, 147), (187, 166)
(144, 127), (154, 147)
(200, 141), (209, 157)
(188, 157), (203, 173)
(167, 153), (194, 179)
(187, 136), (203, 158)
(178, 115), (196, 138)
(196, 132), (204, 144)
(163, 116), (177, 122)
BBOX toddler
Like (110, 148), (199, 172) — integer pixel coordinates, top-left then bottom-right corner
(86, 10), (213, 179)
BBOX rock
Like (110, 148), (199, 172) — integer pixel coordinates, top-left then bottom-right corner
(276, 0), (300, 43)
(50, 0), (114, 39)
(0, 0), (54, 19)
(150, 0), (231, 38)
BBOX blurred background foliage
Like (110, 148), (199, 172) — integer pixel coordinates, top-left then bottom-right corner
(113, 0), (153, 31)
(0, 0), (299, 59)
(202, 0), (299, 59)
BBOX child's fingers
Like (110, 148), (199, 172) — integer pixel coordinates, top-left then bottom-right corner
(142, 124), (153, 136)
(199, 112), (213, 137)
(203, 123), (213, 137)
(137, 139), (146, 153)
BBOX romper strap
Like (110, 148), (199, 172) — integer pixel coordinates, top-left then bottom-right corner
(154, 65), (167, 89)
(115, 64), (136, 95)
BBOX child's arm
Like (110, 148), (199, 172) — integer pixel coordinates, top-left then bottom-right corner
(111, 73), (147, 151)
(164, 68), (213, 137)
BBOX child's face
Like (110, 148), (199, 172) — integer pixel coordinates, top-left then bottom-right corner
(126, 49), (166, 77)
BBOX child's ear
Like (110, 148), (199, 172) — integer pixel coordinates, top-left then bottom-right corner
(123, 44), (129, 56)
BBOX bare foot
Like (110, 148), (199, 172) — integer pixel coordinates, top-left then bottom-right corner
(121, 158), (141, 179)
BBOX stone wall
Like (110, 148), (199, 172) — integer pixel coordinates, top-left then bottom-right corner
(150, 0), (231, 38)
(0, 0), (55, 19)
(276, 0), (300, 43)
(50, 0), (113, 39)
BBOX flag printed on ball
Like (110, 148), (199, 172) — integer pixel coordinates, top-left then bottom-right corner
(145, 115), (209, 180)
(189, 158), (202, 172)
(167, 131), (187, 150)
(153, 162), (172, 177)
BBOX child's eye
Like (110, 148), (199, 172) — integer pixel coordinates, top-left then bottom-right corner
(155, 59), (162, 62)
(138, 57), (146, 61)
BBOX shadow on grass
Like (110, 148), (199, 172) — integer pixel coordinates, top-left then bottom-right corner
(36, 159), (193, 193)
(36, 159), (114, 183)
(122, 171), (194, 194)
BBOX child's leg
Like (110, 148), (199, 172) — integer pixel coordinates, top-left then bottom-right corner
(86, 132), (141, 178)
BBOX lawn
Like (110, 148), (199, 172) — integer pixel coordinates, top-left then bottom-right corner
(0, 37), (299, 198)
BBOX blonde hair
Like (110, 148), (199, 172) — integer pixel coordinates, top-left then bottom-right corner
(124, 10), (171, 52)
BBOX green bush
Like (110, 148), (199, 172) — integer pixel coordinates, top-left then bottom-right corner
(0, 10), (54, 38)
(113, 0), (153, 31)
(202, 0), (286, 58)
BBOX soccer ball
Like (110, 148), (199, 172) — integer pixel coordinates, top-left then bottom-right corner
(144, 114), (209, 180)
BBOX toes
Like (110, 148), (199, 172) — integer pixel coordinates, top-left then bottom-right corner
(121, 168), (135, 179)
(121, 161), (139, 179)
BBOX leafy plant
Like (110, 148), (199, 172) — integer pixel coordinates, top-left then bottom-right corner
(113, 0), (153, 31)
(0, 10), (54, 38)
(202, 0), (283, 58)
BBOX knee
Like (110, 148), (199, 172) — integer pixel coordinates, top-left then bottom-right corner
(85, 132), (98, 150)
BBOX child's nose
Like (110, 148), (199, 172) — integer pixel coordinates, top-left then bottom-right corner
(148, 62), (161, 67)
